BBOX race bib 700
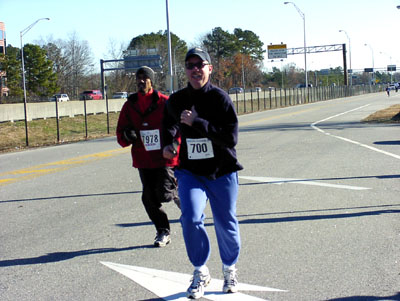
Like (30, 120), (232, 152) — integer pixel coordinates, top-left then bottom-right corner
(186, 138), (214, 160)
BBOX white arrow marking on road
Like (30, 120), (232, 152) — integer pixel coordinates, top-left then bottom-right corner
(101, 261), (286, 301)
(239, 176), (370, 190)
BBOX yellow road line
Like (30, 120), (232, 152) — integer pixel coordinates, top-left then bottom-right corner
(0, 147), (130, 186)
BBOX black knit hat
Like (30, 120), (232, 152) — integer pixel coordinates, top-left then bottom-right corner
(136, 66), (155, 83)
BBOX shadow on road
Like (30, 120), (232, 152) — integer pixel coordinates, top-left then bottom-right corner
(115, 219), (180, 228)
(237, 203), (400, 225)
(0, 190), (141, 204)
(326, 291), (400, 300)
(374, 140), (400, 145)
(0, 245), (154, 267)
(238, 207), (400, 225)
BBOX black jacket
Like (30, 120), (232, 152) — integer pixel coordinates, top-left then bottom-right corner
(163, 81), (243, 179)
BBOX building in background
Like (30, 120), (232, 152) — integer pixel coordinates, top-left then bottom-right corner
(0, 21), (9, 97)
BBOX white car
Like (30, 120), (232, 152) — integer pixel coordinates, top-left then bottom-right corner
(49, 94), (69, 102)
(112, 92), (128, 99)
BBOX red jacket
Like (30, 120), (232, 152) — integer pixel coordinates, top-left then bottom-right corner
(116, 89), (179, 169)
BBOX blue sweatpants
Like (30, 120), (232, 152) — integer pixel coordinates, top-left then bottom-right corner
(175, 169), (241, 267)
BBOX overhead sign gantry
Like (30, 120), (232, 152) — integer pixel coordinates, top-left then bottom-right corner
(270, 43), (349, 85)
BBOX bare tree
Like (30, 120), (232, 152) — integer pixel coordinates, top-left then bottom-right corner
(103, 38), (136, 95)
(63, 31), (93, 98)
(39, 33), (94, 98)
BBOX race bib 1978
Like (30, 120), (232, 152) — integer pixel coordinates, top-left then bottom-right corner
(186, 138), (214, 160)
(140, 129), (161, 151)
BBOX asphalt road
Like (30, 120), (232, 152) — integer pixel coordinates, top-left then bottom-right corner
(1, 91), (399, 301)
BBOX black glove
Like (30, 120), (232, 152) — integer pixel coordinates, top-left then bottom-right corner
(123, 128), (137, 144)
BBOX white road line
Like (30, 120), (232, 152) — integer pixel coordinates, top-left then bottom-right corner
(311, 104), (400, 160)
(239, 176), (370, 190)
(101, 261), (286, 301)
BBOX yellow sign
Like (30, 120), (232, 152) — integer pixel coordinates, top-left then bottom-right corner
(268, 44), (287, 59)
(268, 44), (287, 50)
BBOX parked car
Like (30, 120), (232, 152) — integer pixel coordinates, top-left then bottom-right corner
(252, 87), (262, 92)
(112, 91), (128, 99)
(228, 87), (244, 94)
(295, 83), (313, 88)
(49, 93), (69, 102)
(79, 90), (103, 100)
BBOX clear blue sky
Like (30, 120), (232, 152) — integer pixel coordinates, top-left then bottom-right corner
(2, 0), (400, 73)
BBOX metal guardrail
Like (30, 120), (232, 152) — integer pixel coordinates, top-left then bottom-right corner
(229, 85), (384, 115)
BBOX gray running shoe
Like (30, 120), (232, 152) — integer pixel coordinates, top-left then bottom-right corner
(223, 266), (238, 293)
(187, 268), (211, 299)
(154, 229), (171, 247)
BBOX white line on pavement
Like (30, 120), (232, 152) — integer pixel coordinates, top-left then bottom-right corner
(311, 104), (400, 160)
(239, 176), (370, 190)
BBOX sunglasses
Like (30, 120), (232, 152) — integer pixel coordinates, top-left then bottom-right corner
(185, 62), (209, 70)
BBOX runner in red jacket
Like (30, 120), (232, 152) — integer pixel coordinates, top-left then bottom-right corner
(116, 66), (180, 247)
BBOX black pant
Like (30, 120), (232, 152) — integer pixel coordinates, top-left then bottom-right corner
(138, 167), (178, 233)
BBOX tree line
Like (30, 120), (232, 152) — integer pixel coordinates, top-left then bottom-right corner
(1, 27), (397, 104)
(1, 31), (97, 103)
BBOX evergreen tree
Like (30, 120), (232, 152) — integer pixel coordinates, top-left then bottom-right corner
(2, 45), (23, 97)
(233, 28), (265, 61)
(202, 27), (265, 90)
(23, 44), (58, 98)
(203, 27), (237, 63)
(202, 27), (237, 86)
(128, 31), (187, 90)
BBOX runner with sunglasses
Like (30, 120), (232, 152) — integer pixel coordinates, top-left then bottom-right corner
(162, 48), (243, 299)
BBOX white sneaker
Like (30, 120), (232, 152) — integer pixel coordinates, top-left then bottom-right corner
(223, 266), (238, 293)
(154, 229), (171, 247)
(186, 267), (211, 299)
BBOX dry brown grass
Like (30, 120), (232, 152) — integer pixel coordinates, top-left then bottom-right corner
(362, 104), (400, 123)
(0, 113), (119, 153)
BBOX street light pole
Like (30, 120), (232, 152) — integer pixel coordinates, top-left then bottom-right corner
(165, 0), (173, 93)
(284, 1), (307, 88)
(380, 51), (393, 83)
(339, 29), (352, 86)
(364, 43), (375, 85)
(20, 17), (50, 146)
